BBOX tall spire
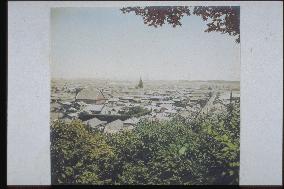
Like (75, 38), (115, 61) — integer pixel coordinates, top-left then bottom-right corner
(138, 76), (143, 88)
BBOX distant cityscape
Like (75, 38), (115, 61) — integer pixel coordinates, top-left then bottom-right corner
(51, 78), (240, 134)
(50, 6), (241, 185)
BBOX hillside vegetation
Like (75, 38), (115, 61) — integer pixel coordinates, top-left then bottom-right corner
(51, 102), (240, 185)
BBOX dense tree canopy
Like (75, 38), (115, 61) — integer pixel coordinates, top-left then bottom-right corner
(121, 6), (240, 43)
(51, 101), (240, 185)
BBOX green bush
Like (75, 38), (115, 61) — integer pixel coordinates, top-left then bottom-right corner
(50, 120), (115, 184)
(51, 102), (240, 185)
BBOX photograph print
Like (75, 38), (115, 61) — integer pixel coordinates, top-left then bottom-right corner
(50, 6), (240, 185)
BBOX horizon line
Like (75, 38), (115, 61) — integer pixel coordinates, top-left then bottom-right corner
(51, 77), (240, 82)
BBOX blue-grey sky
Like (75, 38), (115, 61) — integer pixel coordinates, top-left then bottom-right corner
(50, 7), (240, 81)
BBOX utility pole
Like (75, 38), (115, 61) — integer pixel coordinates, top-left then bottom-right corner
(230, 90), (233, 104)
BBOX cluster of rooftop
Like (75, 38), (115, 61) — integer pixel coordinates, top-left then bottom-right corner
(51, 79), (240, 134)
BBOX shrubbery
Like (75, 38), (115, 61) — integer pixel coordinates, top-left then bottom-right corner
(51, 102), (240, 185)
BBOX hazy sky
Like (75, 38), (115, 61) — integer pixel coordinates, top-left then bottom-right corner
(50, 7), (240, 81)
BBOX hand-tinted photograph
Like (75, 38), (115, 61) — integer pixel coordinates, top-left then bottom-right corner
(50, 6), (240, 185)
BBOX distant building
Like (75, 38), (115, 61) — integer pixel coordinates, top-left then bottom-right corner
(68, 107), (77, 113)
(66, 112), (79, 119)
(157, 100), (174, 105)
(123, 117), (139, 127)
(164, 109), (177, 115)
(84, 117), (107, 130)
(189, 97), (200, 103)
(120, 96), (134, 101)
(107, 98), (119, 103)
(104, 119), (124, 134)
(59, 101), (72, 106)
(150, 96), (164, 101)
(76, 87), (108, 104)
(219, 91), (240, 104)
(179, 110), (191, 118)
(159, 103), (174, 110)
(83, 104), (104, 114)
(137, 77), (143, 88)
